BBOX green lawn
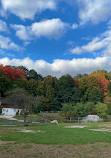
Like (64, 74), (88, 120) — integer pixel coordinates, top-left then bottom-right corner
(0, 122), (111, 145)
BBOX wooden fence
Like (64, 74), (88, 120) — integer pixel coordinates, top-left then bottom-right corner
(0, 118), (48, 126)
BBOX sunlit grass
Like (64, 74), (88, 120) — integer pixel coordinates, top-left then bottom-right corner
(0, 122), (111, 145)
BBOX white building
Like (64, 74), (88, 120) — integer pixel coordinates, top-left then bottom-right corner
(2, 108), (22, 116)
(0, 96), (22, 116)
(82, 115), (102, 122)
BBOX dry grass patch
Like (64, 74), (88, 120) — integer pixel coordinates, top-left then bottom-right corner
(19, 129), (45, 133)
(0, 142), (111, 158)
(64, 125), (87, 128)
(90, 128), (111, 132)
(98, 124), (111, 128)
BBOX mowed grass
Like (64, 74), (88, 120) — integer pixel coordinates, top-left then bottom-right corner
(0, 122), (111, 145)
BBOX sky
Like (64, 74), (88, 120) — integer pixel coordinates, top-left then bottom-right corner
(0, 0), (111, 78)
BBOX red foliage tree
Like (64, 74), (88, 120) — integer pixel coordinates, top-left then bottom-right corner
(0, 64), (27, 80)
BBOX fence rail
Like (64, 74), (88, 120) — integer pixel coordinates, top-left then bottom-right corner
(62, 117), (111, 123)
(0, 119), (24, 126)
(0, 118), (48, 126)
(40, 111), (60, 114)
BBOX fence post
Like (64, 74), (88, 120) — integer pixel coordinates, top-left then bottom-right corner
(78, 117), (79, 123)
(45, 119), (47, 123)
(70, 117), (72, 123)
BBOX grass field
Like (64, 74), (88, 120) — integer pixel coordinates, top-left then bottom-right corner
(0, 122), (111, 158)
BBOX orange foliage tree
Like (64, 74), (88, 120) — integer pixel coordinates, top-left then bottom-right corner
(89, 73), (109, 95)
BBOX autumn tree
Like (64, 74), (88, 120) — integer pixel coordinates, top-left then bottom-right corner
(72, 77), (79, 88)
(13, 66), (42, 81)
(89, 72), (109, 95)
(0, 64), (27, 80)
(79, 73), (108, 102)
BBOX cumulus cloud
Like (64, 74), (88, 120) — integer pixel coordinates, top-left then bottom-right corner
(0, 19), (8, 32)
(0, 57), (110, 78)
(71, 27), (111, 57)
(11, 19), (68, 40)
(1, 0), (57, 20)
(0, 35), (22, 51)
(77, 0), (111, 25)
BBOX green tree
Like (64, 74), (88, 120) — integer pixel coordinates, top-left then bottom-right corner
(27, 79), (38, 96)
(40, 76), (57, 110)
(0, 72), (12, 96)
(36, 84), (44, 96)
(95, 102), (108, 118)
(28, 69), (42, 80)
(13, 77), (28, 89)
(5, 88), (34, 123)
(55, 74), (81, 107)
(75, 74), (83, 79)
(16, 66), (42, 81)
(107, 82), (111, 96)
(31, 96), (44, 113)
(87, 88), (103, 104)
(79, 76), (88, 99)
(50, 98), (61, 111)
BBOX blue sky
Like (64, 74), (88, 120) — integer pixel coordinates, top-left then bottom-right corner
(0, 0), (111, 78)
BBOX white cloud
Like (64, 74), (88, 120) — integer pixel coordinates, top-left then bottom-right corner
(77, 0), (111, 25)
(1, 0), (57, 20)
(72, 23), (79, 29)
(31, 19), (68, 39)
(11, 19), (68, 40)
(10, 25), (31, 41)
(0, 19), (8, 32)
(0, 57), (110, 78)
(71, 27), (111, 57)
(0, 35), (21, 51)
(71, 47), (83, 54)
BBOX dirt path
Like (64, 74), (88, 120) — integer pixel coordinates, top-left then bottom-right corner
(0, 115), (17, 120)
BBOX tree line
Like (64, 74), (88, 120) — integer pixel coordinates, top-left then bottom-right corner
(0, 64), (111, 118)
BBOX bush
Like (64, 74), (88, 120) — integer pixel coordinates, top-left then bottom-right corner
(73, 102), (96, 117)
(62, 103), (74, 118)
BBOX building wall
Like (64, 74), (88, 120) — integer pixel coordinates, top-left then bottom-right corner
(2, 108), (22, 116)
